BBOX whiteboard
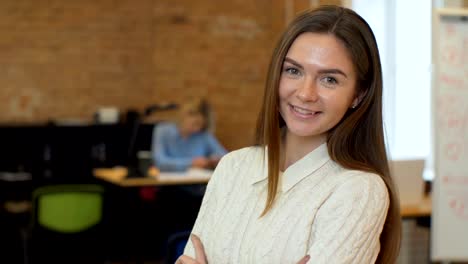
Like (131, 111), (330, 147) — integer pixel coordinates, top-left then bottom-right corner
(432, 8), (468, 261)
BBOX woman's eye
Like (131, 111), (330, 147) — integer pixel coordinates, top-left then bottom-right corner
(322, 76), (338, 85)
(284, 67), (301, 76)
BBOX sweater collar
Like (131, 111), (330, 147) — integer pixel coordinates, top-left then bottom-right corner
(251, 143), (330, 192)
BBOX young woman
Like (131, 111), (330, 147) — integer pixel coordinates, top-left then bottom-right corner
(151, 98), (227, 172)
(177, 5), (401, 264)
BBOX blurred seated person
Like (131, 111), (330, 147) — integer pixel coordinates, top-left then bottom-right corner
(151, 98), (227, 172)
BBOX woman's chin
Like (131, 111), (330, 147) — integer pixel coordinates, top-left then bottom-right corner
(286, 126), (324, 139)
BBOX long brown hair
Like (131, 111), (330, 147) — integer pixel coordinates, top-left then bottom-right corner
(255, 5), (401, 263)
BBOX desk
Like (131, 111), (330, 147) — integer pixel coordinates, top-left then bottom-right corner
(95, 167), (432, 216)
(400, 196), (432, 263)
(93, 167), (211, 187)
(94, 167), (209, 261)
(401, 196), (432, 218)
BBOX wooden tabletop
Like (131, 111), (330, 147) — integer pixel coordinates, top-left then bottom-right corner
(400, 196), (432, 218)
(93, 167), (212, 187)
(94, 167), (432, 217)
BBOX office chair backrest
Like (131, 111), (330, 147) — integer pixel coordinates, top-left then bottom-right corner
(166, 230), (191, 264)
(389, 159), (425, 205)
(32, 184), (104, 233)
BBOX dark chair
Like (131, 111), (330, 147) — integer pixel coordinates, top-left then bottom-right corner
(26, 184), (105, 264)
(165, 230), (191, 264)
(0, 171), (33, 264)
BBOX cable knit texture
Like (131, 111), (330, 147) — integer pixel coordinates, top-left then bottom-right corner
(183, 143), (389, 264)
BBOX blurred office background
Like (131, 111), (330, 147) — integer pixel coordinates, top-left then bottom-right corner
(0, 0), (467, 263)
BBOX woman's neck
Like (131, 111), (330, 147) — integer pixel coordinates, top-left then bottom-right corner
(280, 131), (326, 171)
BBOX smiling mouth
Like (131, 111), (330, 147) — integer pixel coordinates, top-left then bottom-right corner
(289, 104), (321, 116)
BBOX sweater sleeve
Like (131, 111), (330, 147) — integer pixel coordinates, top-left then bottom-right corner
(183, 152), (232, 259)
(307, 172), (390, 264)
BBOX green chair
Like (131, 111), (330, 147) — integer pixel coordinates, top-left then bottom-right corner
(28, 184), (105, 263)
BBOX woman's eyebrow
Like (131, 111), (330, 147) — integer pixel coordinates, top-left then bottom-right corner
(284, 57), (304, 70)
(285, 57), (348, 79)
(317, 69), (348, 79)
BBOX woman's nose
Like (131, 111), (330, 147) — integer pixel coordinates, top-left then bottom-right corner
(296, 78), (319, 102)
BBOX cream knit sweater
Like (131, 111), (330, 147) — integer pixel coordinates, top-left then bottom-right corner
(183, 144), (389, 264)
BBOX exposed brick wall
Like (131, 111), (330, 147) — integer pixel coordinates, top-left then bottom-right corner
(152, 0), (274, 150)
(0, 1), (155, 122)
(0, 0), (342, 150)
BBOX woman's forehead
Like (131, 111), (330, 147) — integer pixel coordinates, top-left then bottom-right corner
(285, 32), (355, 76)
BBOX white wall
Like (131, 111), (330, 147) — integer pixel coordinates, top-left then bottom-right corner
(393, 0), (432, 160)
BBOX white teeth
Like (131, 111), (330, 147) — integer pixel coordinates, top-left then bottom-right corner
(293, 106), (315, 115)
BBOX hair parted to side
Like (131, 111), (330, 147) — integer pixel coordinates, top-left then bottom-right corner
(178, 97), (212, 131)
(255, 5), (401, 264)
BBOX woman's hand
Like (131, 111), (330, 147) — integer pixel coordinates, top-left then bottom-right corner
(175, 234), (207, 264)
(297, 255), (311, 264)
(191, 157), (211, 169)
(175, 234), (310, 264)
(208, 156), (222, 168)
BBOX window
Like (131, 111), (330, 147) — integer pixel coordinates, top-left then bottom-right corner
(352, 0), (433, 179)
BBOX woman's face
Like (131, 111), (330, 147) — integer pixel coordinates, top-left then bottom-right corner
(182, 113), (205, 135)
(279, 32), (359, 142)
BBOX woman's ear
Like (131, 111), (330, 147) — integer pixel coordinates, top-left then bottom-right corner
(351, 90), (367, 109)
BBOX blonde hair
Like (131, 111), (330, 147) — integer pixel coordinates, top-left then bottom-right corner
(177, 98), (213, 131)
